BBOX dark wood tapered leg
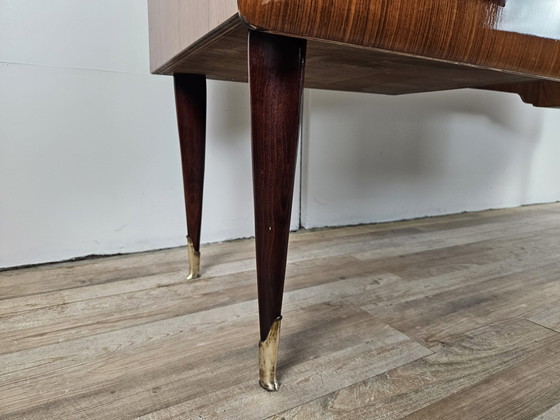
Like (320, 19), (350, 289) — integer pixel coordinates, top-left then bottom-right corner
(173, 74), (206, 279)
(249, 30), (307, 391)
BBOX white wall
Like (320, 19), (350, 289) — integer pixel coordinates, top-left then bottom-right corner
(301, 89), (560, 228)
(0, 0), (298, 268)
(1, 0), (559, 269)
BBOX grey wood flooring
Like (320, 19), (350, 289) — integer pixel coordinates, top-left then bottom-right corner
(2, 203), (560, 419)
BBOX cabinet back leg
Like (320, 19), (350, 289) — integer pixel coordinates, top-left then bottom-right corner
(173, 74), (206, 279)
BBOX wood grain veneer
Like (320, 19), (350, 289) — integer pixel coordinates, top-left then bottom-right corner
(237, 0), (560, 81)
(149, 1), (560, 101)
(152, 18), (543, 95)
(149, 7), (560, 104)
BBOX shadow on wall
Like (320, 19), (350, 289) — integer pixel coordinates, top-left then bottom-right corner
(201, 80), (301, 243)
(199, 81), (254, 243)
(301, 87), (545, 228)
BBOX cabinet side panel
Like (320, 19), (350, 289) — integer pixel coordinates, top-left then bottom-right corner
(148, 0), (238, 74)
(148, 0), (208, 73)
(209, 0), (239, 29)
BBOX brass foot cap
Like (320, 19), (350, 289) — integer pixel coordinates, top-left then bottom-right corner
(186, 236), (200, 280)
(259, 316), (282, 392)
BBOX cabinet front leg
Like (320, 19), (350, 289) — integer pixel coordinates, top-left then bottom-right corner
(173, 74), (206, 279)
(249, 30), (307, 391)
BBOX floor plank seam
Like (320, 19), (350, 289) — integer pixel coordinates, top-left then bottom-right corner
(523, 318), (560, 336)
(0, 270), (187, 302)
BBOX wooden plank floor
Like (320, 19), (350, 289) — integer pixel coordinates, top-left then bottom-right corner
(2, 203), (560, 419)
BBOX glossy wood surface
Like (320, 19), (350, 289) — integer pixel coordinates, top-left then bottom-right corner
(249, 31), (306, 340)
(158, 20), (540, 94)
(238, 0), (560, 81)
(149, 1), (560, 103)
(174, 74), (206, 252)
